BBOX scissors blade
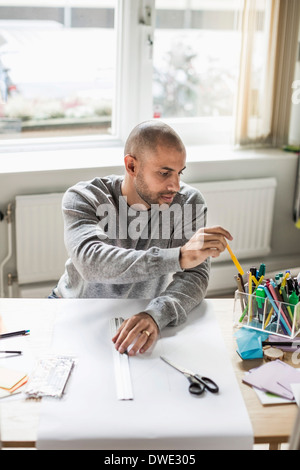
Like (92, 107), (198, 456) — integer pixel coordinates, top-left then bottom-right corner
(160, 356), (195, 377)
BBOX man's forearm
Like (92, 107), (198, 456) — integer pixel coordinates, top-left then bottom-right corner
(143, 260), (210, 330)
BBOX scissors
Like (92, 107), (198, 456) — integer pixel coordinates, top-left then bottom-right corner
(160, 356), (219, 396)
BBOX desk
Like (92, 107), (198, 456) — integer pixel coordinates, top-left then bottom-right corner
(0, 298), (298, 449)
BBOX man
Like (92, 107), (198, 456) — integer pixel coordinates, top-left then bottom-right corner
(55, 120), (232, 356)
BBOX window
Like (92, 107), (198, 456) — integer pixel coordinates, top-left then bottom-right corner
(152, 0), (243, 144)
(0, 0), (117, 141)
(153, 0), (242, 119)
(0, 0), (299, 152)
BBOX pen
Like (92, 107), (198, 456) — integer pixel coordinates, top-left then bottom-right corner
(235, 275), (245, 310)
(263, 285), (291, 335)
(0, 351), (22, 355)
(279, 285), (294, 323)
(257, 263), (266, 279)
(238, 273), (245, 291)
(268, 281), (293, 331)
(250, 267), (257, 280)
(238, 275), (264, 323)
(264, 306), (274, 328)
(262, 341), (300, 347)
(248, 272), (253, 321)
(0, 330), (30, 339)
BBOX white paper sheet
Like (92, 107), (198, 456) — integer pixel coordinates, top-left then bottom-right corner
(291, 384), (300, 406)
(37, 299), (253, 450)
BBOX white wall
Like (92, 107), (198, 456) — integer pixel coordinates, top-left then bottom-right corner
(0, 146), (299, 297)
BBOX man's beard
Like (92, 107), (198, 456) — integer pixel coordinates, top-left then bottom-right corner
(134, 173), (177, 207)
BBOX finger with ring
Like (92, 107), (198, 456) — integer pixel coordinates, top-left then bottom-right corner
(142, 329), (151, 338)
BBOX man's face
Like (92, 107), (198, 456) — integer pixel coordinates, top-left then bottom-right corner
(134, 145), (186, 208)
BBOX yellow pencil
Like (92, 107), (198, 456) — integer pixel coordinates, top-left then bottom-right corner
(226, 244), (244, 276)
(248, 272), (253, 321)
(264, 307), (274, 329)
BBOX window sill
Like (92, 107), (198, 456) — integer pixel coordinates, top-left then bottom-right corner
(0, 144), (292, 175)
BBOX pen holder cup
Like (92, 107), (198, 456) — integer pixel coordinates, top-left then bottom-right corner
(233, 290), (300, 339)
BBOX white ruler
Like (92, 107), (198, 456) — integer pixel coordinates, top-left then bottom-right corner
(110, 317), (134, 400)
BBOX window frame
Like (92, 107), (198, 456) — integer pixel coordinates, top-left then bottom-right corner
(3, 0), (297, 155)
(0, 0), (240, 154)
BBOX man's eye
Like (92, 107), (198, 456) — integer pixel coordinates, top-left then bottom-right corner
(159, 172), (169, 177)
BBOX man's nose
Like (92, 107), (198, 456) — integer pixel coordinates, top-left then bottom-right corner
(167, 174), (180, 192)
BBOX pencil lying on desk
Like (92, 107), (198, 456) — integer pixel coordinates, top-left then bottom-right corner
(0, 351), (22, 355)
(0, 330), (30, 339)
(226, 244), (244, 276)
(262, 341), (300, 347)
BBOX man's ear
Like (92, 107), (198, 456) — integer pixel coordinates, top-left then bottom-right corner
(124, 154), (137, 176)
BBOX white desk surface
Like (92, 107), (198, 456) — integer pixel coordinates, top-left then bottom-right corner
(0, 297), (298, 449)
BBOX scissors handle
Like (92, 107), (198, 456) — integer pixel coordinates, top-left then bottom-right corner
(194, 374), (219, 394)
(188, 376), (205, 395)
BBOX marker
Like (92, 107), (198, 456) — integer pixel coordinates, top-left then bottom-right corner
(281, 272), (290, 289)
(226, 244), (244, 275)
(293, 278), (300, 296)
(275, 274), (281, 286)
(289, 291), (299, 314)
(250, 267), (257, 279)
(287, 277), (295, 296)
(256, 286), (266, 322)
(0, 330), (30, 339)
(258, 263), (266, 278)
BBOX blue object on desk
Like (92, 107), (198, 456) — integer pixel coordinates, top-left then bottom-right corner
(235, 327), (269, 360)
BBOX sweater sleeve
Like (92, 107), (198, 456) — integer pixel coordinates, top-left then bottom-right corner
(62, 185), (183, 284)
(143, 258), (210, 330)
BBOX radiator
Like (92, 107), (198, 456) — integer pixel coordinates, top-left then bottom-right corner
(15, 193), (67, 285)
(190, 178), (277, 260)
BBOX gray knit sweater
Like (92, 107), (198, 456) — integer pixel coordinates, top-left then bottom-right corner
(56, 175), (210, 330)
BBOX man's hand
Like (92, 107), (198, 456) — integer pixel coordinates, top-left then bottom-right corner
(112, 312), (159, 356)
(180, 225), (233, 270)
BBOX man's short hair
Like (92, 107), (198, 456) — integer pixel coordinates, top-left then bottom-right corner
(124, 120), (186, 159)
